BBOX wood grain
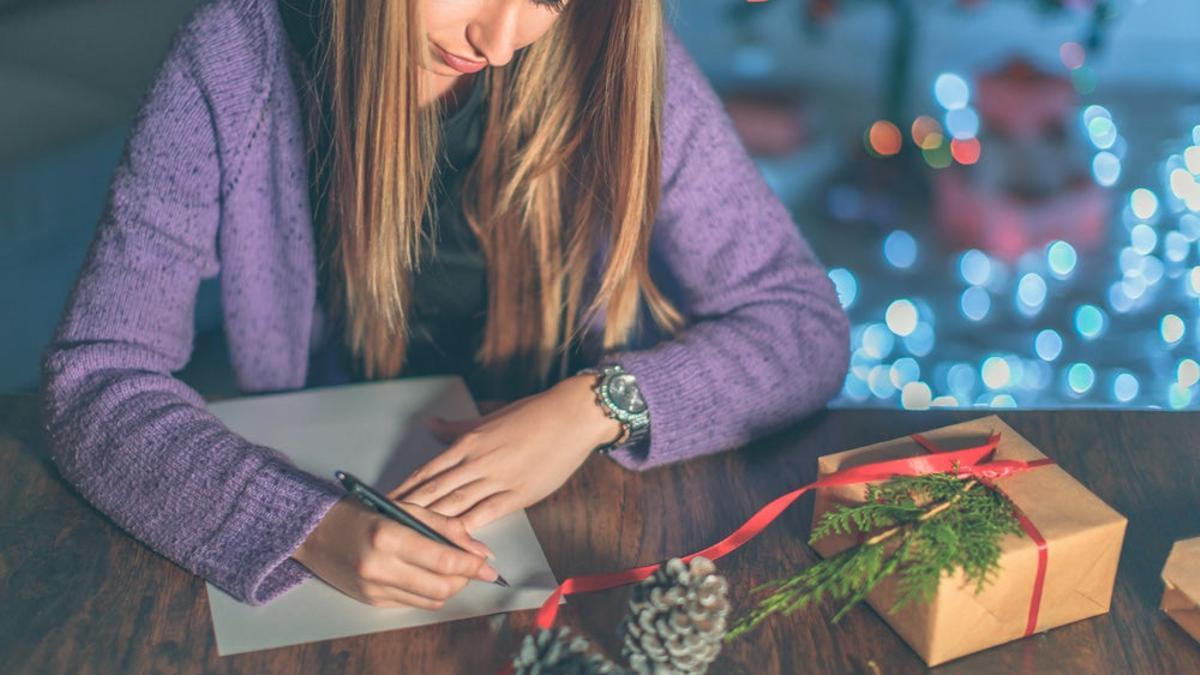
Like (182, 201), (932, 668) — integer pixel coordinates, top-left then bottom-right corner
(2, 394), (1198, 674)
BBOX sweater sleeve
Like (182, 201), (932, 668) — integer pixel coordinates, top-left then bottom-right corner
(37, 21), (344, 606)
(599, 25), (851, 471)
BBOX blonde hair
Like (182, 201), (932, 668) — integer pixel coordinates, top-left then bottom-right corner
(305, 0), (684, 397)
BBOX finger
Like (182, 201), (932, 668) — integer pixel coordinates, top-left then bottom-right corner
(461, 491), (520, 533)
(403, 463), (482, 508)
(398, 529), (495, 581)
(389, 449), (467, 499)
(426, 478), (496, 518)
(381, 556), (474, 604)
(424, 415), (480, 445)
(363, 584), (447, 611)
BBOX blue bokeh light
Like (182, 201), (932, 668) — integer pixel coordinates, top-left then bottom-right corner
(958, 249), (992, 285)
(960, 286), (991, 321)
(828, 268), (858, 309)
(1035, 329), (1063, 361)
(1074, 304), (1106, 339)
(934, 73), (970, 110)
(1067, 363), (1096, 395)
(1113, 371), (1139, 403)
(945, 107), (980, 140)
(883, 230), (918, 269)
(1047, 241), (1078, 279)
(1017, 273), (1047, 312)
(1092, 152), (1121, 186)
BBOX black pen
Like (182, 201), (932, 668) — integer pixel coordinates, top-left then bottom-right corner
(334, 470), (510, 588)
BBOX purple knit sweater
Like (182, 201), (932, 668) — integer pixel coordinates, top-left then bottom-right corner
(38, 0), (849, 606)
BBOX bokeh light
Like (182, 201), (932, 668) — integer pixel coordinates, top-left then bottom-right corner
(934, 73), (970, 110)
(1047, 240), (1078, 279)
(1074, 304), (1107, 339)
(1059, 41), (1085, 70)
(1161, 314), (1185, 344)
(1113, 372), (1139, 403)
(1035, 329), (1063, 361)
(922, 139), (953, 169)
(1067, 363), (1096, 395)
(981, 356), (1011, 390)
(890, 357), (921, 388)
(1017, 273), (1047, 312)
(867, 120), (902, 157)
(950, 138), (981, 165)
(911, 116), (943, 150)
(828, 268), (858, 309)
(1131, 188), (1159, 220)
(861, 323), (895, 359)
(1178, 359), (1200, 388)
(901, 381), (933, 410)
(886, 299), (919, 336)
(1130, 224), (1157, 255)
(1092, 151), (1121, 186)
(961, 286), (991, 321)
(944, 107), (980, 140)
(959, 249), (992, 285)
(883, 230), (918, 269)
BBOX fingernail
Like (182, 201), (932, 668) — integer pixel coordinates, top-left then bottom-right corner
(480, 563), (499, 582)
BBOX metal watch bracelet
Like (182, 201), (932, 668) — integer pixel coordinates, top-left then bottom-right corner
(577, 364), (649, 454)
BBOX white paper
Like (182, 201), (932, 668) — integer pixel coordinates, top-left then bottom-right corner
(204, 376), (560, 656)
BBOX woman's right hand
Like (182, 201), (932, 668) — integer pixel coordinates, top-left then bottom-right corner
(291, 495), (500, 609)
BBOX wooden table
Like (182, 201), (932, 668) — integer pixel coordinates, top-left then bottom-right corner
(3, 394), (1198, 674)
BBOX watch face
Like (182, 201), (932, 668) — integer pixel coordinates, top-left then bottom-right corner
(607, 373), (646, 414)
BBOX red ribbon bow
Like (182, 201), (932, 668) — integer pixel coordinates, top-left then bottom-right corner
(501, 431), (1053, 673)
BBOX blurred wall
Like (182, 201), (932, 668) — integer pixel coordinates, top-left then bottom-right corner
(2, 0), (1197, 393)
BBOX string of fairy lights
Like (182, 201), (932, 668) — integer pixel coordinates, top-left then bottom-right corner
(828, 43), (1200, 410)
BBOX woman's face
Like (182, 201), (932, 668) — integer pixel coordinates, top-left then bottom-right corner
(420, 0), (567, 81)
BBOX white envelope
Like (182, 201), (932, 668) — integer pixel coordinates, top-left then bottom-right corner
(204, 376), (559, 656)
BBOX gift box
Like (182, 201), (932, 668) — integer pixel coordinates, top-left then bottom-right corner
(1161, 536), (1200, 642)
(810, 414), (1128, 666)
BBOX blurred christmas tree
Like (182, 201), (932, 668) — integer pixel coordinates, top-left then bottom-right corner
(727, 0), (1113, 125)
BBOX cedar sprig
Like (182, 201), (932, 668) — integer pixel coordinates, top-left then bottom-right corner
(726, 470), (1023, 640)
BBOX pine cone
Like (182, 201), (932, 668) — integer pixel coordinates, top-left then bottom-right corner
(512, 627), (624, 675)
(618, 556), (730, 674)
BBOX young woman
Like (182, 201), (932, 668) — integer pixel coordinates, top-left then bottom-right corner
(39, 0), (850, 613)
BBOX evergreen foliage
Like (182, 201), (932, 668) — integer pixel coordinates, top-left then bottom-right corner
(727, 470), (1023, 640)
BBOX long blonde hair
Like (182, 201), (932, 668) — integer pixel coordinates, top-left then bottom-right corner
(305, 0), (684, 396)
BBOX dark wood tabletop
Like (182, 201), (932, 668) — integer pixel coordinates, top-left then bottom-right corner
(2, 392), (1198, 674)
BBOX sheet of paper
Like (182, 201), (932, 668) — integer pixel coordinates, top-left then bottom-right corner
(204, 376), (559, 656)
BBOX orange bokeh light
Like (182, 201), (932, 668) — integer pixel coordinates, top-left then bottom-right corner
(868, 120), (903, 156)
(951, 137), (982, 165)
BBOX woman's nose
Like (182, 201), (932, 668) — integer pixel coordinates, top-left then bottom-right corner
(464, 2), (523, 67)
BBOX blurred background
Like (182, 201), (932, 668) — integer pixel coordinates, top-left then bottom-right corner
(2, 0), (1199, 411)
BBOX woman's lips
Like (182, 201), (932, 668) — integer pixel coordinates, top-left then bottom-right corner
(433, 43), (487, 74)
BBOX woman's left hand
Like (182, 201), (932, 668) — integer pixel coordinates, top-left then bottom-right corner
(387, 374), (625, 532)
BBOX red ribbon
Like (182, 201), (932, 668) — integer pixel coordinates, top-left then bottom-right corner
(911, 433), (1052, 635)
(503, 430), (1052, 673)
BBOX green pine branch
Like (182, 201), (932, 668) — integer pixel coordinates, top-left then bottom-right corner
(726, 471), (1023, 641)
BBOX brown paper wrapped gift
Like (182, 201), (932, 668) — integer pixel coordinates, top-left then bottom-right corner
(1161, 536), (1200, 642)
(810, 414), (1128, 666)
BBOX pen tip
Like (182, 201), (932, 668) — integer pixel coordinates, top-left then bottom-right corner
(495, 575), (510, 588)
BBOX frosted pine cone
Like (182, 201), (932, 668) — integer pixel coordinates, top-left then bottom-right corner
(618, 557), (730, 674)
(512, 627), (624, 675)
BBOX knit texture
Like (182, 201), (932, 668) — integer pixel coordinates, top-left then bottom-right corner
(38, 0), (850, 607)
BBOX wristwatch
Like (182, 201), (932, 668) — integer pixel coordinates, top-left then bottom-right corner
(577, 363), (650, 454)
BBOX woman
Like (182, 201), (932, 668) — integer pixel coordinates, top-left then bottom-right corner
(39, 0), (850, 612)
